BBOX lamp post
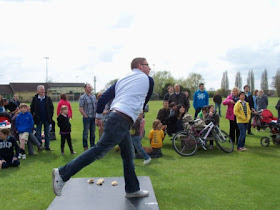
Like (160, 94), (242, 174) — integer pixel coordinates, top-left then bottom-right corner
(44, 57), (49, 82)
(76, 76), (79, 83)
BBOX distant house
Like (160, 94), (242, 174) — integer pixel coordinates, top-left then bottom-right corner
(0, 83), (85, 102)
(0, 85), (14, 99)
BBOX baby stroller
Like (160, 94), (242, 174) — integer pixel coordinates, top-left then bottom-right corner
(252, 109), (277, 131)
(260, 121), (280, 147)
(0, 112), (11, 127)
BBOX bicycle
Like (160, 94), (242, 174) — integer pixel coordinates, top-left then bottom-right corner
(172, 119), (234, 156)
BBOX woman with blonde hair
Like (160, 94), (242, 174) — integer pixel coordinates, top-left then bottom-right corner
(223, 87), (240, 144)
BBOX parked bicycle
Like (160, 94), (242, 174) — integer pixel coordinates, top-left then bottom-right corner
(172, 119), (234, 156)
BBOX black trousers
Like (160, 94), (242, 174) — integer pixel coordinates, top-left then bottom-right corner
(247, 118), (252, 134)
(61, 133), (74, 153)
(195, 108), (202, 119)
(229, 119), (240, 144)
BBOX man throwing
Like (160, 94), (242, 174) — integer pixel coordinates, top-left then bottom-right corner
(52, 57), (154, 198)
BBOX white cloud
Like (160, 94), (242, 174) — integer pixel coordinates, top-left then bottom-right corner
(0, 0), (280, 92)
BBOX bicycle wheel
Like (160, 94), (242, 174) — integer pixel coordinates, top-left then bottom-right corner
(214, 129), (234, 153)
(260, 137), (270, 147)
(172, 131), (197, 156)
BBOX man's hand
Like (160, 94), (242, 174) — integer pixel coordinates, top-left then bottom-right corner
(95, 118), (102, 127)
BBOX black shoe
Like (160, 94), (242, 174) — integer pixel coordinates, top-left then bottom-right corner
(29, 153), (38, 156)
(38, 145), (44, 151)
(248, 133), (254, 135)
(45, 148), (53, 151)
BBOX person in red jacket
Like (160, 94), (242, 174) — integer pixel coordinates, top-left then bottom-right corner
(223, 87), (240, 144)
(56, 94), (73, 119)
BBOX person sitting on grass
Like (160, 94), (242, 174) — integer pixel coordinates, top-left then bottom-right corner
(234, 91), (251, 151)
(197, 105), (209, 120)
(0, 128), (20, 170)
(176, 104), (186, 132)
(57, 105), (76, 156)
(204, 104), (220, 149)
(166, 102), (177, 136)
(131, 112), (151, 165)
(148, 119), (165, 158)
(15, 103), (34, 160)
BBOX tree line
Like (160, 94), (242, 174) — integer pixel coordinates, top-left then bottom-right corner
(104, 68), (280, 99)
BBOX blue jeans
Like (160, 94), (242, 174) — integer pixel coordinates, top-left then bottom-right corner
(59, 112), (139, 193)
(131, 136), (150, 160)
(237, 123), (247, 148)
(36, 121), (50, 149)
(82, 117), (96, 148)
(215, 103), (221, 116)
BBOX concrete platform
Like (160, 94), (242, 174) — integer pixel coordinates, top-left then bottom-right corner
(48, 176), (159, 210)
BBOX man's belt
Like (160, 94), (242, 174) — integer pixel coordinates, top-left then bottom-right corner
(111, 110), (133, 126)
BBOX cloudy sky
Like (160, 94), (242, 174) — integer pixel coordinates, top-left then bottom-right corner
(0, 0), (280, 92)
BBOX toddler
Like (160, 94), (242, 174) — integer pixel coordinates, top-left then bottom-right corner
(148, 119), (165, 158)
(57, 105), (76, 155)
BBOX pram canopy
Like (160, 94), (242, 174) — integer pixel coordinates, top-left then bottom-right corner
(260, 109), (277, 124)
(0, 112), (11, 123)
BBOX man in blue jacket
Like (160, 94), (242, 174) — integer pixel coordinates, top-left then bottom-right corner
(193, 83), (209, 118)
(15, 103), (34, 160)
(53, 57), (154, 198)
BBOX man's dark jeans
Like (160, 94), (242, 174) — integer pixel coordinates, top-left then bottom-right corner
(82, 117), (96, 148)
(195, 107), (202, 119)
(36, 121), (50, 149)
(59, 112), (140, 193)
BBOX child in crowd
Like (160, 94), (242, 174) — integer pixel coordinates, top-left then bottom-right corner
(57, 105), (76, 155)
(197, 105), (209, 120)
(234, 91), (251, 151)
(0, 128), (20, 169)
(148, 119), (165, 158)
(15, 103), (34, 159)
(12, 106), (43, 156)
(204, 105), (220, 149)
(176, 104), (186, 132)
(130, 112), (151, 165)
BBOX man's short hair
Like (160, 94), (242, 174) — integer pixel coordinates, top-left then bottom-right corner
(167, 85), (173, 90)
(243, 85), (249, 90)
(84, 83), (91, 88)
(19, 103), (28, 109)
(3, 98), (8, 103)
(131, 57), (146, 70)
(199, 83), (204, 87)
(37, 85), (45, 91)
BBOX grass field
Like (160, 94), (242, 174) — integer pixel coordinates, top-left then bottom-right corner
(1, 98), (280, 210)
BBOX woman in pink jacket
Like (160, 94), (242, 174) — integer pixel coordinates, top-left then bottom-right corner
(223, 87), (240, 144)
(57, 94), (73, 119)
